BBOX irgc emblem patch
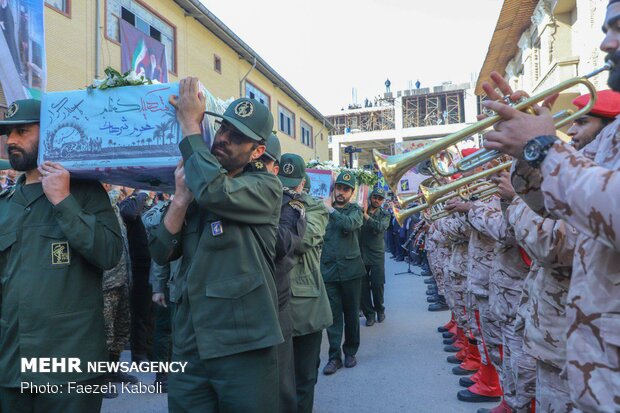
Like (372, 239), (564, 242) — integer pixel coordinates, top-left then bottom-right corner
(51, 242), (70, 265)
(6, 103), (18, 119)
(343, 173), (351, 181)
(234, 101), (254, 118)
(211, 220), (224, 237)
(283, 163), (294, 175)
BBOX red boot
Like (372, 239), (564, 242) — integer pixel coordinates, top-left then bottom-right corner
(476, 399), (511, 413)
(463, 311), (502, 398)
(438, 313), (456, 333)
(459, 338), (481, 371)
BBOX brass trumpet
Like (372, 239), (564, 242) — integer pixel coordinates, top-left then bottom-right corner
(420, 162), (511, 205)
(374, 63), (613, 191)
(397, 177), (435, 208)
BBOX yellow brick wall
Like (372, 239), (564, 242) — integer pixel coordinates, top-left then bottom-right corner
(40, 0), (328, 162)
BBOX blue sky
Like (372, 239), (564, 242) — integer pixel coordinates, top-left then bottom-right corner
(200, 0), (503, 114)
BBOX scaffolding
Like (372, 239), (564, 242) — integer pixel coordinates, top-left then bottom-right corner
(402, 90), (465, 128)
(327, 108), (396, 135)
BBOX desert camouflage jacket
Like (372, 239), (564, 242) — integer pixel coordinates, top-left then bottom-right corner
(439, 214), (470, 277)
(463, 198), (500, 297)
(511, 116), (620, 412)
(507, 197), (577, 369)
(468, 196), (529, 323)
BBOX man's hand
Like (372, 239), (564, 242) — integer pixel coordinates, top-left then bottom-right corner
(491, 171), (516, 202)
(173, 161), (194, 207)
(39, 162), (70, 205)
(152, 293), (167, 308)
(444, 198), (472, 214)
(169, 77), (205, 137)
(477, 71), (558, 158)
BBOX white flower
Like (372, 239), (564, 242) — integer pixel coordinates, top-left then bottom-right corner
(151, 79), (160, 84)
(105, 77), (117, 87)
(125, 70), (141, 83)
(92, 79), (105, 87)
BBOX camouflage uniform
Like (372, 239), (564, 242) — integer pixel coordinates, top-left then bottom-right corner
(511, 117), (620, 412)
(426, 221), (449, 296)
(440, 215), (470, 330)
(102, 202), (132, 358)
(469, 197), (534, 412)
(508, 197), (577, 412)
(464, 198), (502, 369)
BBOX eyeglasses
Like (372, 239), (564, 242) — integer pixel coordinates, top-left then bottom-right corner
(215, 120), (251, 145)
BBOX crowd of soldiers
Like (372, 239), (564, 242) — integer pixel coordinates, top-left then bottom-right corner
(404, 3), (620, 412)
(0, 76), (393, 412)
(2, 2), (620, 412)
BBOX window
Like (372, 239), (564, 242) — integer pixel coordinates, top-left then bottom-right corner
(214, 55), (222, 74)
(278, 105), (295, 137)
(301, 120), (313, 148)
(106, 0), (176, 72)
(245, 81), (270, 108)
(45, 0), (70, 15)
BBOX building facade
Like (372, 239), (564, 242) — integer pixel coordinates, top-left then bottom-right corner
(477, 0), (609, 113)
(1, 0), (329, 161)
(325, 82), (479, 168)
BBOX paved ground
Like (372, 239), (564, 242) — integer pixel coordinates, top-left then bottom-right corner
(102, 254), (497, 413)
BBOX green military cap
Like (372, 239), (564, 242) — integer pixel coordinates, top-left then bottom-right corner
(278, 153), (305, 188)
(0, 159), (11, 170)
(303, 172), (311, 192)
(0, 99), (41, 135)
(263, 133), (281, 163)
(335, 171), (356, 189)
(205, 97), (273, 142)
(370, 187), (386, 199)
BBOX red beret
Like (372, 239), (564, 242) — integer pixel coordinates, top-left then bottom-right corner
(572, 90), (620, 119)
(461, 147), (480, 158)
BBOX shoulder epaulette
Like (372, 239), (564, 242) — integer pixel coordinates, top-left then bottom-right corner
(289, 199), (306, 218)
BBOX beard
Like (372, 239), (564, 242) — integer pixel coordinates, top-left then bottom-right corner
(8, 144), (38, 172)
(212, 143), (252, 173)
(334, 193), (351, 206)
(607, 51), (620, 92)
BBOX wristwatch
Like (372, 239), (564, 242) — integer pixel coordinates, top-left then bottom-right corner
(523, 135), (558, 168)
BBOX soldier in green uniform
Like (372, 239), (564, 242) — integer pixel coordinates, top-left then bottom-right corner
(360, 187), (391, 326)
(149, 78), (283, 412)
(290, 173), (333, 412)
(321, 171), (366, 375)
(262, 143), (308, 413)
(0, 99), (123, 413)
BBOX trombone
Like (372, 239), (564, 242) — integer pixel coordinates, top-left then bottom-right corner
(374, 63), (613, 191)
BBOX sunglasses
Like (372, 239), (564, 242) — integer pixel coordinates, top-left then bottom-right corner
(215, 120), (252, 145)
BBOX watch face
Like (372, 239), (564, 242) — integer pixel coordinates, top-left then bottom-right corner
(524, 141), (541, 161)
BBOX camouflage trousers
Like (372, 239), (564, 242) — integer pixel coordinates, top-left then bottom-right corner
(535, 361), (576, 413)
(473, 295), (502, 370)
(427, 249), (446, 295)
(502, 321), (536, 412)
(447, 271), (467, 329)
(103, 285), (131, 357)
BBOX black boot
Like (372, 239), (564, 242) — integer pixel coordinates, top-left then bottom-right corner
(427, 294), (440, 303)
(457, 389), (501, 403)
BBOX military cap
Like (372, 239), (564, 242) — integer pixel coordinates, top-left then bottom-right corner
(572, 90), (620, 119)
(278, 153), (306, 188)
(370, 187), (386, 199)
(205, 97), (273, 142)
(0, 99), (41, 135)
(303, 172), (311, 192)
(263, 133), (281, 163)
(335, 171), (356, 189)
